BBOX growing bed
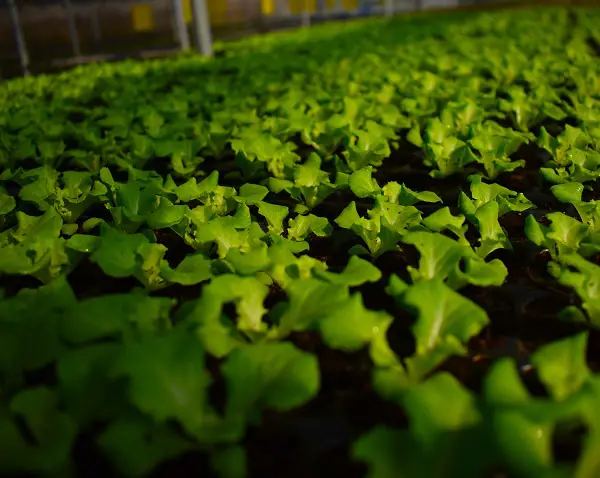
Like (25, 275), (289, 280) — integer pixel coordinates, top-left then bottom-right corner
(1, 5), (600, 478)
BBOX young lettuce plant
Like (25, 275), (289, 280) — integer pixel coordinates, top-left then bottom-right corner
(342, 120), (396, 171)
(267, 258), (390, 355)
(335, 168), (438, 259)
(525, 183), (600, 258)
(334, 201), (403, 259)
(0, 208), (86, 283)
(538, 125), (600, 184)
(268, 153), (338, 212)
(459, 175), (534, 257)
(400, 231), (508, 290)
(525, 212), (590, 259)
(547, 254), (600, 328)
(71, 224), (169, 290)
(356, 333), (597, 478)
(181, 203), (264, 259)
(497, 84), (566, 132)
(92, 167), (186, 234)
(0, 166), (108, 223)
(551, 182), (600, 255)
(416, 118), (478, 178)
(439, 98), (487, 137)
(467, 121), (534, 179)
(171, 175), (292, 259)
(230, 127), (300, 179)
(377, 277), (490, 392)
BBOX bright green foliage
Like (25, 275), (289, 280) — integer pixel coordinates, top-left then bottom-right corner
(460, 175), (533, 257)
(1, 3), (600, 478)
(400, 279), (489, 357)
(538, 126), (600, 184)
(0, 387), (78, 476)
(111, 330), (214, 437)
(314, 255), (381, 286)
(98, 414), (193, 477)
(319, 293), (392, 351)
(354, 374), (488, 478)
(531, 332), (591, 401)
(549, 254), (600, 327)
(402, 231), (507, 289)
(222, 342), (319, 423)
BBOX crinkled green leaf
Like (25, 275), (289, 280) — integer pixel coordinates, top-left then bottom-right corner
(0, 387), (77, 475)
(531, 332), (590, 401)
(222, 342), (319, 419)
(210, 445), (247, 478)
(161, 253), (213, 285)
(98, 413), (192, 477)
(314, 255), (382, 286)
(349, 166), (381, 198)
(551, 182), (585, 204)
(111, 329), (219, 439)
(235, 183), (269, 205)
(287, 214), (331, 241)
(400, 279), (489, 355)
(61, 292), (173, 344)
(422, 207), (468, 243)
(257, 201), (288, 234)
(276, 278), (350, 336)
(319, 293), (392, 351)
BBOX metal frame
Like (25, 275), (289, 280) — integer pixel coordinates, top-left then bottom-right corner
(64, 0), (82, 56)
(192, 0), (213, 57)
(90, 1), (102, 50)
(172, 0), (191, 50)
(8, 0), (30, 76)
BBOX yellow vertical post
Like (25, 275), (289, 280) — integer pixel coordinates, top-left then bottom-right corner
(132, 3), (155, 32)
(290, 0), (317, 14)
(183, 0), (193, 24)
(261, 0), (275, 15)
(342, 0), (358, 10)
(207, 0), (228, 25)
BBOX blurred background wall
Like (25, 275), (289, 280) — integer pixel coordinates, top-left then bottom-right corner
(0, 0), (458, 78)
(1, 0), (597, 79)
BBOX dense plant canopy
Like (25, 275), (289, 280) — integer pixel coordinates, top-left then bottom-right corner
(1, 5), (600, 478)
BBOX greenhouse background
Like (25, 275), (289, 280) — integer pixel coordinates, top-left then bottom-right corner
(1, 0), (490, 79)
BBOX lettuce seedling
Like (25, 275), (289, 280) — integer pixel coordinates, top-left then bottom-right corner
(525, 213), (590, 258)
(440, 98), (485, 136)
(379, 278), (489, 389)
(548, 254), (600, 327)
(498, 84), (565, 132)
(459, 175), (533, 257)
(287, 214), (331, 241)
(1, 166), (108, 223)
(538, 125), (600, 184)
(401, 231), (507, 289)
(0, 209), (84, 283)
(231, 128), (300, 179)
(268, 153), (338, 210)
(221, 342), (319, 435)
(354, 374), (485, 478)
(419, 118), (477, 178)
(88, 225), (168, 290)
(530, 332), (590, 401)
(334, 201), (403, 259)
(467, 121), (534, 179)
